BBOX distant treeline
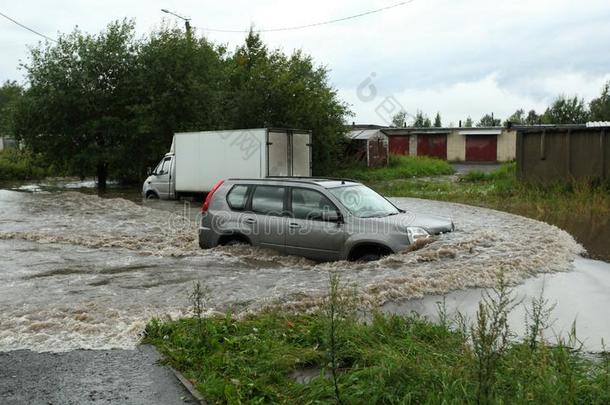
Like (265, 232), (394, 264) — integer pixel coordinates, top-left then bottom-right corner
(0, 20), (350, 187)
(391, 85), (610, 128)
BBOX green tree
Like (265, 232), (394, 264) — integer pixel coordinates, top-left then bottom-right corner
(0, 81), (23, 136)
(433, 112), (442, 127)
(13, 24), (350, 185)
(504, 109), (525, 126)
(391, 110), (408, 127)
(541, 96), (589, 124)
(463, 116), (473, 127)
(227, 30), (350, 173)
(590, 82), (610, 121)
(477, 113), (501, 127)
(14, 20), (140, 188)
(413, 110), (431, 127)
(526, 110), (540, 125)
(131, 26), (228, 180)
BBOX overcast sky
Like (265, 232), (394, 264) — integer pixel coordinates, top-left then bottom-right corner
(2, 0), (610, 125)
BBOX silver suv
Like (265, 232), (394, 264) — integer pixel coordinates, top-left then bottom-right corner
(199, 178), (454, 261)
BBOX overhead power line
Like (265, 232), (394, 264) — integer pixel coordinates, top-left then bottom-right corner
(0, 10), (57, 43)
(201, 0), (416, 33)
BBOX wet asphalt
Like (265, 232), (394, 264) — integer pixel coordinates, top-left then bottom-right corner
(0, 345), (197, 405)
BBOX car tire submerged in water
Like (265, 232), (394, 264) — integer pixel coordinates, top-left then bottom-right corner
(221, 237), (250, 247)
(357, 253), (382, 262)
(145, 192), (159, 200)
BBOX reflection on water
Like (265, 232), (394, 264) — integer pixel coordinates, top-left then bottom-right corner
(539, 214), (610, 262)
(384, 257), (610, 352)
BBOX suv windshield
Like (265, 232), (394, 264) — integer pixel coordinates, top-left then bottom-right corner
(329, 185), (400, 218)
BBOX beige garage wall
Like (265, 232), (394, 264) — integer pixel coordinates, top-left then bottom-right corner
(497, 130), (516, 161)
(447, 131), (465, 161)
(409, 135), (418, 156)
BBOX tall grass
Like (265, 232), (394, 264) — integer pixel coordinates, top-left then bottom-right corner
(335, 155), (454, 182)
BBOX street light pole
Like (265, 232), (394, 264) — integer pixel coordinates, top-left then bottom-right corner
(161, 8), (191, 35)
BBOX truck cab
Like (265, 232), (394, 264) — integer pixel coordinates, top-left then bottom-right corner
(142, 153), (175, 199)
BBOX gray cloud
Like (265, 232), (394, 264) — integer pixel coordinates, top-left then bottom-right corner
(1, 0), (609, 124)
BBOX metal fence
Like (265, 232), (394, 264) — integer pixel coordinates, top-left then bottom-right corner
(515, 126), (610, 183)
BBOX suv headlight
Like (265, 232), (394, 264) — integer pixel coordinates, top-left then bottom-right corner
(407, 226), (429, 244)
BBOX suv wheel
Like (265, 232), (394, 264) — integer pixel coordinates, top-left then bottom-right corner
(357, 253), (381, 262)
(220, 236), (250, 246)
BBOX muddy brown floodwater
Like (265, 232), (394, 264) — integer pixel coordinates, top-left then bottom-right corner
(0, 182), (607, 352)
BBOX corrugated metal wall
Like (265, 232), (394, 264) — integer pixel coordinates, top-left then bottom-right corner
(516, 127), (610, 182)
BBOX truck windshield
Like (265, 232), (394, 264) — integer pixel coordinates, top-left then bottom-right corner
(329, 185), (400, 218)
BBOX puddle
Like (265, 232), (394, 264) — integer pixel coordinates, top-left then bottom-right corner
(383, 257), (610, 351)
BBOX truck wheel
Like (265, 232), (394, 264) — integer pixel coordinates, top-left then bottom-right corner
(146, 191), (159, 200)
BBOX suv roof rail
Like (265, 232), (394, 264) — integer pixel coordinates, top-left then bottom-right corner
(226, 176), (360, 185)
(266, 175), (359, 182)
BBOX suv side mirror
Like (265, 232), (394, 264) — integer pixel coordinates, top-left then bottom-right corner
(322, 211), (343, 223)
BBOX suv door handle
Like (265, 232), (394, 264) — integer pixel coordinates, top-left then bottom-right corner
(244, 218), (256, 224)
(288, 223), (301, 229)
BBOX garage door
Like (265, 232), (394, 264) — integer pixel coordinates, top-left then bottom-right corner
(389, 136), (409, 155)
(465, 135), (497, 161)
(417, 135), (447, 159)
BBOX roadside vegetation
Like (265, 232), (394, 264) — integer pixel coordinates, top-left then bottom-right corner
(364, 161), (610, 260)
(373, 160), (609, 217)
(336, 155), (454, 182)
(145, 277), (610, 404)
(0, 150), (52, 181)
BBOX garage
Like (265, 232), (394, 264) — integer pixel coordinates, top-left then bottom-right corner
(465, 135), (497, 161)
(417, 134), (447, 159)
(388, 135), (409, 155)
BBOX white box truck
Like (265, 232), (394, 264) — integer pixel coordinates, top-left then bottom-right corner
(142, 128), (312, 199)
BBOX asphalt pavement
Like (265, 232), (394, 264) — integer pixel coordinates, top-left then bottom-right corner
(0, 345), (198, 405)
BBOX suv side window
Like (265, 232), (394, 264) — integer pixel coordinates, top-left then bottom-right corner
(291, 188), (338, 221)
(226, 185), (250, 211)
(251, 186), (285, 216)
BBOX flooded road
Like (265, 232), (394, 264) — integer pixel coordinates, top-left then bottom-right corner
(0, 186), (603, 352)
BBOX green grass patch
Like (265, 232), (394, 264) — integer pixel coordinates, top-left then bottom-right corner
(335, 155), (454, 182)
(369, 162), (610, 218)
(460, 161), (516, 182)
(145, 309), (609, 404)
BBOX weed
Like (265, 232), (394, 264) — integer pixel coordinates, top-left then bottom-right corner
(470, 275), (519, 404)
(524, 286), (556, 351)
(188, 280), (210, 344)
(326, 272), (344, 404)
(435, 295), (449, 329)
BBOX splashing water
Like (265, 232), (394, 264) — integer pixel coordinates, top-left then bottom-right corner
(0, 190), (583, 351)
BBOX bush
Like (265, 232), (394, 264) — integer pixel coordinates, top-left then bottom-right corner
(0, 149), (50, 181)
